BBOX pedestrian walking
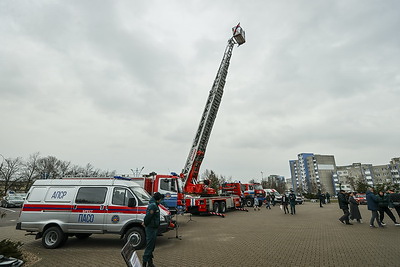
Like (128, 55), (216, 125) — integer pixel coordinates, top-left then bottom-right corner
(265, 194), (271, 209)
(366, 187), (383, 228)
(387, 189), (400, 220)
(376, 190), (400, 226)
(326, 192), (331, 203)
(288, 190), (296, 215)
(281, 194), (289, 214)
(271, 194), (276, 206)
(338, 190), (352, 225)
(253, 195), (260, 211)
(143, 192), (163, 267)
(349, 192), (362, 223)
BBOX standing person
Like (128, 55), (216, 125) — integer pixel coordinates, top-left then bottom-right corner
(253, 195), (260, 211)
(376, 190), (400, 226)
(387, 189), (400, 220)
(349, 192), (362, 223)
(326, 192), (331, 204)
(338, 190), (352, 225)
(281, 194), (289, 214)
(143, 192), (163, 267)
(265, 194), (271, 209)
(366, 187), (383, 228)
(317, 190), (324, 208)
(288, 190), (297, 215)
(271, 194), (276, 207)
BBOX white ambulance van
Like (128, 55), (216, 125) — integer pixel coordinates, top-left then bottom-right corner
(16, 177), (173, 249)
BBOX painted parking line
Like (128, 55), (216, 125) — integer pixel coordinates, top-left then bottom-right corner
(0, 207), (16, 212)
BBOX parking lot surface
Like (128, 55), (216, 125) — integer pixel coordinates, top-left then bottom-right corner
(1, 202), (399, 266)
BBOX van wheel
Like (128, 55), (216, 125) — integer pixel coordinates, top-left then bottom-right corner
(42, 226), (66, 249)
(245, 199), (254, 207)
(219, 202), (226, 213)
(213, 202), (220, 213)
(75, 233), (92, 240)
(124, 227), (146, 250)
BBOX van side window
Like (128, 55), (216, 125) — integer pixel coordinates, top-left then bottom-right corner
(112, 188), (134, 206)
(75, 187), (107, 204)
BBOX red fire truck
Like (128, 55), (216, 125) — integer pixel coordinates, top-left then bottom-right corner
(220, 182), (265, 207)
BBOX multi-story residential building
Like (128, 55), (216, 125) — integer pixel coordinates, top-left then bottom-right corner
(389, 158), (400, 184)
(291, 155), (400, 195)
(336, 163), (374, 193)
(289, 153), (336, 194)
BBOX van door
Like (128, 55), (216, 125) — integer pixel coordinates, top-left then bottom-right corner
(69, 187), (108, 233)
(105, 187), (137, 233)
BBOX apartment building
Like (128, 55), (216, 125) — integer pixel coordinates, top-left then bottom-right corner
(289, 153), (336, 194)
(291, 155), (400, 195)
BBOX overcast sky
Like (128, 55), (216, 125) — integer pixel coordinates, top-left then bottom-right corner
(1, 1), (399, 182)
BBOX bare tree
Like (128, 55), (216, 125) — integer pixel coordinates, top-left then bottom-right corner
(0, 156), (22, 194)
(36, 156), (70, 179)
(21, 152), (41, 192)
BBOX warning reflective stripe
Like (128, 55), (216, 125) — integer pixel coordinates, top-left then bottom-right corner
(22, 204), (72, 211)
(22, 204), (146, 214)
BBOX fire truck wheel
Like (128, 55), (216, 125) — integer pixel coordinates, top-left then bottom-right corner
(219, 202), (226, 213)
(213, 202), (220, 213)
(125, 227), (146, 250)
(75, 233), (92, 239)
(42, 226), (66, 249)
(245, 199), (254, 207)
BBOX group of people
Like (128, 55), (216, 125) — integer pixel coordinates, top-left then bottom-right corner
(366, 188), (400, 228)
(337, 190), (362, 225)
(337, 188), (400, 228)
(317, 190), (331, 207)
(254, 190), (298, 215)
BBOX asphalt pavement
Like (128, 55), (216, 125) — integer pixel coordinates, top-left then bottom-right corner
(1, 202), (400, 266)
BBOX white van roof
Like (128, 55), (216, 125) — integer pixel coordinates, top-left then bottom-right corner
(32, 178), (141, 187)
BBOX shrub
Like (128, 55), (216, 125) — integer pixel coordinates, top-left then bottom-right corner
(0, 239), (24, 260)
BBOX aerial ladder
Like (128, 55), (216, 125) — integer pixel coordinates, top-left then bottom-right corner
(181, 24), (246, 195)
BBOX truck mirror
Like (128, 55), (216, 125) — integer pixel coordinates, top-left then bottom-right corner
(128, 198), (136, 207)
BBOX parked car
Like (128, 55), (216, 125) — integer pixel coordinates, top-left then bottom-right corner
(355, 193), (367, 205)
(1, 193), (26, 208)
(295, 195), (304, 205)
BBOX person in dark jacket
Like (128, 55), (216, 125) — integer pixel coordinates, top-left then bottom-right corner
(281, 194), (289, 214)
(366, 187), (383, 228)
(338, 190), (352, 225)
(376, 190), (400, 226)
(387, 189), (400, 220)
(143, 192), (163, 267)
(326, 192), (331, 203)
(349, 192), (362, 223)
(265, 194), (271, 209)
(288, 190), (297, 215)
(317, 190), (325, 208)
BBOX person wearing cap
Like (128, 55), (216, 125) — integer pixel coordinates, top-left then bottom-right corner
(143, 192), (163, 267)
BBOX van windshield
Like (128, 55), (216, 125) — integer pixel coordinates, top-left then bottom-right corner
(130, 187), (150, 206)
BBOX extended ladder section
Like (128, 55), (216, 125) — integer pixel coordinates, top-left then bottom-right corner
(181, 24), (245, 194)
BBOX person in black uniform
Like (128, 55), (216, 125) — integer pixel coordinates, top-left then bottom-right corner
(338, 190), (352, 225)
(143, 192), (163, 267)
